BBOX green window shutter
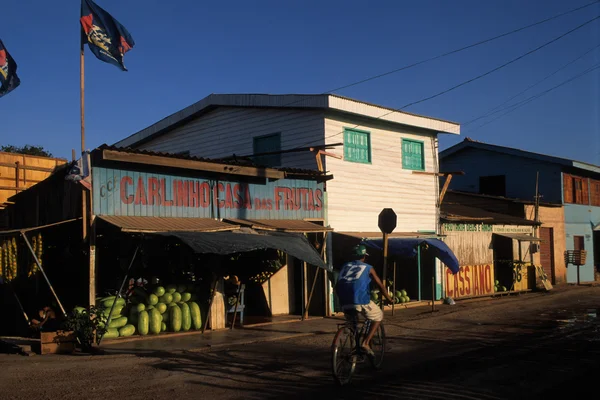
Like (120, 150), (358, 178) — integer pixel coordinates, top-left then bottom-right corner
(344, 128), (371, 163)
(402, 139), (424, 170)
(253, 133), (281, 167)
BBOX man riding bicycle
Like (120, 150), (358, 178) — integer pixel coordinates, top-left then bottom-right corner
(335, 244), (393, 357)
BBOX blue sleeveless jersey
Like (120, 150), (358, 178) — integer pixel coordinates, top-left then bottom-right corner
(335, 261), (373, 306)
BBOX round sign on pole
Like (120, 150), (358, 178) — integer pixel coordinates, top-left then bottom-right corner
(378, 208), (397, 234)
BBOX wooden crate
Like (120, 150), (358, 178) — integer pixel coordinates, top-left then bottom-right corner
(33, 330), (76, 355)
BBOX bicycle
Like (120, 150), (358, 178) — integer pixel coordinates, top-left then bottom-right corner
(331, 309), (386, 386)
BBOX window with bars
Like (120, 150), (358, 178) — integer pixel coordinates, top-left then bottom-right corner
(401, 138), (425, 171)
(344, 128), (371, 164)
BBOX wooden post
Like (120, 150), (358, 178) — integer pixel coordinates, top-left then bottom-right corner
(438, 174), (453, 207)
(392, 261), (396, 316)
(14, 161), (20, 192)
(417, 244), (422, 301)
(381, 232), (389, 311)
(230, 283), (243, 330)
(20, 232), (67, 317)
(89, 217), (96, 307)
(431, 277), (436, 313)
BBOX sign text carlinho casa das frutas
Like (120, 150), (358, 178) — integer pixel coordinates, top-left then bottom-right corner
(92, 167), (325, 219)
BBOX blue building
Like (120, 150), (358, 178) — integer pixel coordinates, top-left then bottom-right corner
(440, 138), (600, 284)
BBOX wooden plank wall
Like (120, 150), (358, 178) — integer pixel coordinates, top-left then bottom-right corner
(0, 152), (68, 205)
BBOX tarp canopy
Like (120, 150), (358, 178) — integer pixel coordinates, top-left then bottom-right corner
(154, 230), (329, 270)
(362, 237), (460, 274)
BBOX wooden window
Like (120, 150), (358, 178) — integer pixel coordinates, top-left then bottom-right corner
(253, 133), (281, 167)
(574, 236), (585, 251)
(344, 128), (371, 164)
(563, 174), (590, 205)
(479, 175), (506, 197)
(591, 179), (600, 207)
(401, 138), (425, 170)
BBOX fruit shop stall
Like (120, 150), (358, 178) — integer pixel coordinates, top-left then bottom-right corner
(440, 202), (541, 300)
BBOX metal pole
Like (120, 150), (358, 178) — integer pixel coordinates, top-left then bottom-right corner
(80, 32), (88, 242)
(381, 232), (389, 311)
(20, 232), (67, 317)
(11, 284), (31, 327)
(98, 245), (140, 345)
(392, 261), (396, 316)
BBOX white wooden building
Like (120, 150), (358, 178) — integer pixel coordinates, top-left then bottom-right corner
(115, 94), (461, 310)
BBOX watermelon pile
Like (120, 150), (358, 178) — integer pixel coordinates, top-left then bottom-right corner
(74, 283), (204, 340)
(394, 289), (411, 304)
(128, 284), (203, 336)
(494, 280), (507, 293)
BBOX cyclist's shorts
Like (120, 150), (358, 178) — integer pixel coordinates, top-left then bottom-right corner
(342, 300), (383, 322)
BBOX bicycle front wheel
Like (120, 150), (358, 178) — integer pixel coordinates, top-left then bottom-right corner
(331, 326), (357, 386)
(368, 323), (386, 369)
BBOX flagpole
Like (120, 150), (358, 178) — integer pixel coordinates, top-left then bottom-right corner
(80, 28), (96, 308)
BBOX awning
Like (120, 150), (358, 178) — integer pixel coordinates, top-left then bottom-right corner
(337, 231), (442, 240)
(97, 215), (240, 233)
(362, 237), (460, 274)
(154, 230), (329, 270)
(223, 218), (331, 233)
(493, 233), (541, 242)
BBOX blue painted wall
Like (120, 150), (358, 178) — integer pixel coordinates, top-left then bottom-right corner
(92, 167), (325, 220)
(563, 204), (600, 283)
(441, 148), (563, 203)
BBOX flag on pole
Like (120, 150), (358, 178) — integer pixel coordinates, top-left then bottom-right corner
(0, 39), (21, 98)
(80, 0), (135, 71)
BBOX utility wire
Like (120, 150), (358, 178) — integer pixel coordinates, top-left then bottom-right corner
(468, 61), (600, 132)
(321, 0), (600, 95)
(293, 14), (600, 149)
(463, 41), (600, 126)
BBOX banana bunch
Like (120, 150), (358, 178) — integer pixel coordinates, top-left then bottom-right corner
(28, 232), (43, 277)
(1, 238), (18, 282)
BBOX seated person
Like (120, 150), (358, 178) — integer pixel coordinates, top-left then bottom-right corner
(31, 306), (61, 332)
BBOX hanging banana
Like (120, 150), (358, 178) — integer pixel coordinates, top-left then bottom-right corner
(0, 243), (4, 280)
(29, 236), (37, 277)
(37, 233), (43, 273)
(11, 237), (17, 280)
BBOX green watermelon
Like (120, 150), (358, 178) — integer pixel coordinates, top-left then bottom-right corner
(170, 304), (182, 332)
(403, 295), (410, 302)
(119, 324), (136, 337)
(149, 308), (161, 334)
(148, 294), (159, 306)
(399, 296), (407, 304)
(401, 290), (407, 297)
(153, 286), (166, 297)
(108, 316), (128, 329)
(136, 303), (146, 312)
(102, 296), (125, 309)
(161, 322), (167, 332)
(172, 292), (182, 303)
(156, 302), (167, 314)
(160, 293), (173, 305)
(138, 310), (149, 336)
(189, 301), (202, 330)
(395, 290), (402, 298)
(180, 302), (191, 332)
(180, 292), (192, 302)
(103, 328), (119, 339)
(501, 286), (507, 292)
(166, 284), (177, 294)
(146, 305), (154, 311)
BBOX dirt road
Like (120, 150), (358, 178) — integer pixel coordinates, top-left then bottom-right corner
(1, 285), (599, 399)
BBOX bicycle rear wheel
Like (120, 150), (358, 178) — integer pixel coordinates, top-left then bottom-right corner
(331, 326), (357, 386)
(368, 323), (386, 369)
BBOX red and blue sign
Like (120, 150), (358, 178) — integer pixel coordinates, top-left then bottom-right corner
(80, 0), (135, 71)
(93, 167), (325, 220)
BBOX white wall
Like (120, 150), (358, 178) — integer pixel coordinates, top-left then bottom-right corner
(137, 107), (325, 170)
(324, 114), (439, 233)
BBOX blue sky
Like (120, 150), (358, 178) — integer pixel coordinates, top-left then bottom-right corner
(1, 0), (599, 164)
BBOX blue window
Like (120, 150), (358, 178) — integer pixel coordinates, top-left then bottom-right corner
(344, 128), (371, 164)
(402, 139), (424, 170)
(253, 133), (281, 167)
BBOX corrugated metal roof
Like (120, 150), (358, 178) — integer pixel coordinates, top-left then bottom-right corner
(442, 203), (538, 225)
(114, 93), (460, 148)
(96, 144), (327, 178)
(98, 216), (240, 233)
(223, 218), (332, 233)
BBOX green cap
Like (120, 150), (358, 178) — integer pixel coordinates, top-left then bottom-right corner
(353, 244), (369, 257)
